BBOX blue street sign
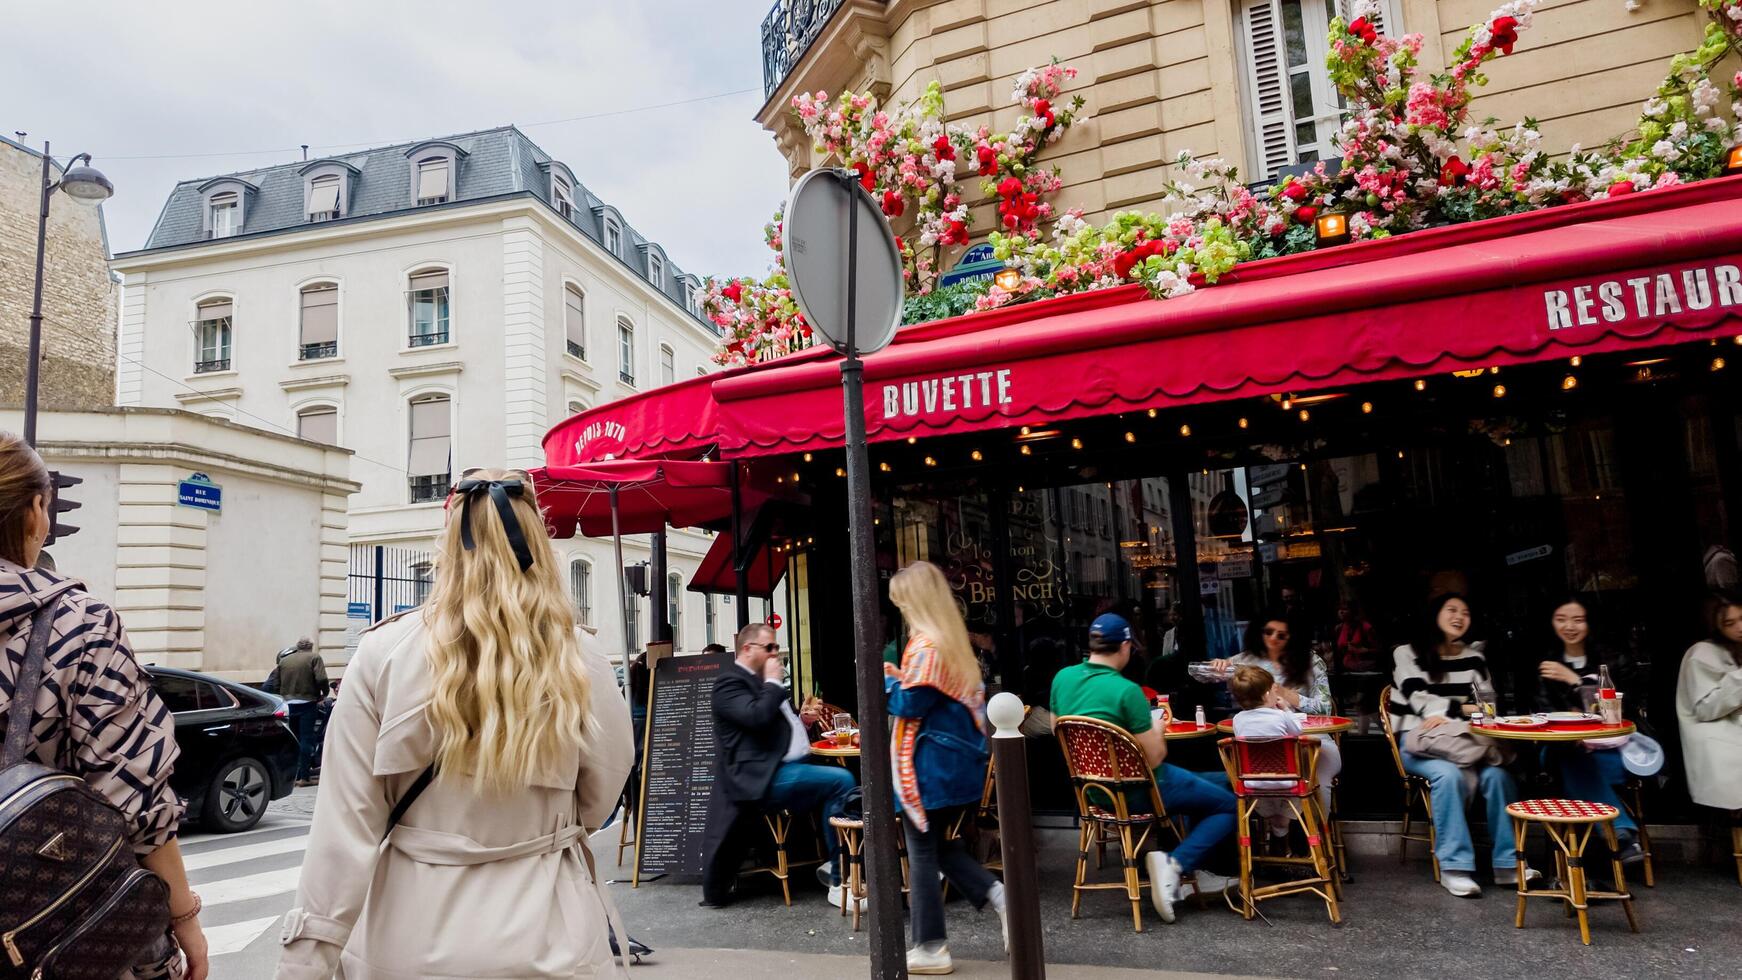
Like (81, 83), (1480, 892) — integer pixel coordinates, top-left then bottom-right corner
(347, 602), (371, 618)
(176, 473), (222, 512)
(938, 242), (1005, 288)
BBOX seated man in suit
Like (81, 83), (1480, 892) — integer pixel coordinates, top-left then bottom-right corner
(701, 622), (857, 907)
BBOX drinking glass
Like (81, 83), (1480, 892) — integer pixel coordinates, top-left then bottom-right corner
(1579, 686), (1599, 715)
(832, 713), (854, 745)
(1598, 692), (1624, 726)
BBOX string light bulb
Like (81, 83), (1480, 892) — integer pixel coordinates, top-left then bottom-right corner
(1179, 424), (1192, 437)
(907, 436), (917, 445)
(1298, 408), (1310, 422)
(1562, 374), (1579, 390)
(1020, 426), (1031, 436)
(1492, 384), (1506, 398)
(924, 456), (937, 467)
(879, 461), (891, 472)
(1124, 431), (1136, 443)
(1020, 445), (1032, 455)
(1715, 357), (1728, 371)
(1147, 408), (1158, 418)
(803, 453), (813, 462)
(1361, 401), (1373, 414)
(1414, 379), (1427, 391)
(1489, 366), (1500, 375)
(1282, 396), (1293, 411)
(970, 449), (984, 461)
(1238, 417), (1250, 429)
(791, 471), (801, 482)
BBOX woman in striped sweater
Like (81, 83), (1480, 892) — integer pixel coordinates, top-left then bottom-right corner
(1389, 593), (1521, 898)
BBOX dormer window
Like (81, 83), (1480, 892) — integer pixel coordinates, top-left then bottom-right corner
(553, 174), (574, 218)
(604, 216), (622, 254)
(416, 158), (450, 205)
(648, 252), (664, 288)
(209, 192), (239, 238)
(308, 175), (341, 221)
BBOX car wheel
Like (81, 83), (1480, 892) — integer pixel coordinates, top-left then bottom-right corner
(203, 756), (271, 832)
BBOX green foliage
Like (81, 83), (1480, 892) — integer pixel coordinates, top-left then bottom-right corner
(902, 279), (989, 324)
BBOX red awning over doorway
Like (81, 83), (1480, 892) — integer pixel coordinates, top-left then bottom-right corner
(688, 530), (788, 598)
(542, 177), (1742, 464)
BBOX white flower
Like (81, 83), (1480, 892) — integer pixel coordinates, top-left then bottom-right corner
(1625, 0), (1640, 11)
(1651, 139), (1678, 160)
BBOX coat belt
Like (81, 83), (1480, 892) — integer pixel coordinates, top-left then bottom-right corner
(385, 822), (583, 866)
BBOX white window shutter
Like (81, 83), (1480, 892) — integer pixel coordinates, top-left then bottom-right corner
(1241, 0), (1294, 181)
(1334, 0), (1398, 33)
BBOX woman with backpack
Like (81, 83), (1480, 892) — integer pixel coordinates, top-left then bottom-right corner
(886, 561), (1003, 976)
(276, 468), (633, 979)
(0, 432), (208, 979)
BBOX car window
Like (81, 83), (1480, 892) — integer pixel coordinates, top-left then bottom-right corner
(197, 682), (238, 710)
(151, 674), (203, 713)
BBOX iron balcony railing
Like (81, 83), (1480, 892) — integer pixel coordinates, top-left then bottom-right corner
(194, 358), (231, 374)
(299, 341), (338, 360)
(761, 0), (852, 99)
(409, 473), (450, 504)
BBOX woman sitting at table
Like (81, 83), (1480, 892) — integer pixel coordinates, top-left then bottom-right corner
(1388, 593), (1522, 899)
(1531, 597), (1646, 865)
(1676, 591), (1742, 819)
(1210, 611), (1340, 805)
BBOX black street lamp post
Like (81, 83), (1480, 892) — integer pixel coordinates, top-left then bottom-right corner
(23, 140), (114, 447)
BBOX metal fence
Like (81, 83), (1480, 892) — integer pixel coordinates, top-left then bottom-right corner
(760, 0), (850, 99)
(347, 544), (434, 653)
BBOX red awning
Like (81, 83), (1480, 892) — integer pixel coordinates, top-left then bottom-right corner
(543, 177), (1742, 464)
(530, 460), (737, 538)
(543, 372), (722, 466)
(688, 530), (788, 598)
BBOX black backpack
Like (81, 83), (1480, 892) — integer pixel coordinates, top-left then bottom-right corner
(0, 601), (171, 978)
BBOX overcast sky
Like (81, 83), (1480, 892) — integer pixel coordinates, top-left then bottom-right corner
(3, 0), (792, 280)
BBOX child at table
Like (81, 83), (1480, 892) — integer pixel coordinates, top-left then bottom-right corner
(1231, 666), (1338, 837)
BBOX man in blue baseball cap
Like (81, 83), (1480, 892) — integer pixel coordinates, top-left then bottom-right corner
(1052, 612), (1236, 923)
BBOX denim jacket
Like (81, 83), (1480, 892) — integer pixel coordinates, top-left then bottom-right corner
(885, 676), (990, 810)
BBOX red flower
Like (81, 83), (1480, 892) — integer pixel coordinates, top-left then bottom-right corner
(1033, 98), (1055, 127)
(881, 189), (905, 216)
(1490, 16), (1519, 55)
(721, 281), (743, 304)
(996, 176), (1023, 199)
(1608, 179), (1636, 197)
(932, 135), (955, 161)
(943, 219), (968, 245)
(977, 145), (998, 176)
(1113, 251), (1141, 279)
(1439, 156), (1470, 187)
(1282, 181), (1308, 201)
(1295, 205), (1318, 225)
(852, 160), (875, 191)
(1348, 17), (1378, 44)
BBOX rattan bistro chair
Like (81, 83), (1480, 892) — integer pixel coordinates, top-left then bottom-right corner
(1217, 736), (1341, 923)
(1055, 716), (1188, 932)
(1378, 685), (1441, 881)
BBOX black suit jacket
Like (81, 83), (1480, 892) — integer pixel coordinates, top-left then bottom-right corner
(711, 664), (794, 803)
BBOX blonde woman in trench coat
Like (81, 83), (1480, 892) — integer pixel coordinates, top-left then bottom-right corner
(276, 470), (633, 980)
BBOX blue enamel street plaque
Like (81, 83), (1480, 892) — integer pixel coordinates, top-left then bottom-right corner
(176, 473), (222, 512)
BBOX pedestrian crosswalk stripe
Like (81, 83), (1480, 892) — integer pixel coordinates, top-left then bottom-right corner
(199, 866), (302, 906)
(180, 820), (312, 851)
(206, 916), (284, 957)
(183, 833), (309, 871)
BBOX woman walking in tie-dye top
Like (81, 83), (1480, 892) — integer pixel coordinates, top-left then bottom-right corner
(886, 561), (1003, 975)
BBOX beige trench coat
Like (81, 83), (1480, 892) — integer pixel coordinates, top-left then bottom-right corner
(1675, 640), (1742, 811)
(274, 612), (633, 980)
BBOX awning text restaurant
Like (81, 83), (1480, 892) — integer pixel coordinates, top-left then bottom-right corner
(544, 178), (1742, 818)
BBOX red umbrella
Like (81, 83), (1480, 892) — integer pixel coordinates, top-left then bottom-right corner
(530, 460), (739, 538)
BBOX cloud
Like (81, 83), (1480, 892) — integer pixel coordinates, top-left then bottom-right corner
(1, 0), (791, 278)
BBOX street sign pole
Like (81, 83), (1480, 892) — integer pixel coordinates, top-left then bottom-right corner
(784, 167), (907, 979)
(833, 173), (907, 980)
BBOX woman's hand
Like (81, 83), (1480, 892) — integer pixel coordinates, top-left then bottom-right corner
(1538, 661), (1582, 686)
(1209, 659), (1232, 671)
(1420, 715), (1450, 731)
(1275, 685), (1302, 708)
(172, 913), (209, 980)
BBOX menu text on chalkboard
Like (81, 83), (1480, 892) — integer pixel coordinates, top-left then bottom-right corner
(634, 650), (732, 881)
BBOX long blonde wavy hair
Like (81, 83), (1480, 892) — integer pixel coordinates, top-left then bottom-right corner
(423, 468), (591, 793)
(888, 561), (977, 687)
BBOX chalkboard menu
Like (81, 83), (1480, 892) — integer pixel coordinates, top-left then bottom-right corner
(634, 650), (733, 881)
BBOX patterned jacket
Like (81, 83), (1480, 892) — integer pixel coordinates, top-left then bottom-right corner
(0, 559), (183, 854)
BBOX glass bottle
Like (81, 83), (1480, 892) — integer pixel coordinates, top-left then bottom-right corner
(1598, 665), (1616, 700)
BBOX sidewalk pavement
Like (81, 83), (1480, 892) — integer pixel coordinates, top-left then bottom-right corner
(627, 947), (1257, 979)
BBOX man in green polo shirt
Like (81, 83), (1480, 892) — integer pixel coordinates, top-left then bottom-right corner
(1051, 613), (1235, 923)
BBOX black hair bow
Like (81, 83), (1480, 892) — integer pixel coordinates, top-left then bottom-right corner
(454, 478), (534, 572)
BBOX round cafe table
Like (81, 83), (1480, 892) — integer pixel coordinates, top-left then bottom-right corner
(811, 740), (861, 765)
(1164, 721), (1219, 740)
(1215, 715), (1354, 737)
(1473, 718), (1635, 744)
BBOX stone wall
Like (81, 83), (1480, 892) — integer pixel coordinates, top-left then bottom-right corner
(0, 138), (117, 412)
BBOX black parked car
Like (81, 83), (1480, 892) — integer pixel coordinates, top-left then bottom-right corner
(145, 666), (299, 832)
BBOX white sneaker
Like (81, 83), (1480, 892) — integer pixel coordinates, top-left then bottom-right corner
(1146, 851), (1180, 923)
(815, 862), (835, 889)
(907, 942), (953, 975)
(826, 884), (866, 912)
(1441, 871), (1481, 898)
(1187, 869), (1234, 898)
(987, 881), (1009, 952)
(1493, 866), (1541, 887)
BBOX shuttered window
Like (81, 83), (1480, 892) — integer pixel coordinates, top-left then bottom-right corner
(571, 560), (593, 625)
(408, 396), (452, 480)
(1238, 0), (1399, 180)
(564, 285), (586, 359)
(416, 158), (450, 204)
(308, 176), (341, 219)
(299, 284), (338, 358)
(297, 406), (338, 445)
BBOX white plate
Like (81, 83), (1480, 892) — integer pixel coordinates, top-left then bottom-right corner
(1544, 711), (1596, 722)
(1495, 715), (1547, 728)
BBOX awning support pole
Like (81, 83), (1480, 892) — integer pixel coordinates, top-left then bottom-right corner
(730, 460), (750, 631)
(650, 529), (669, 645)
(611, 485), (632, 664)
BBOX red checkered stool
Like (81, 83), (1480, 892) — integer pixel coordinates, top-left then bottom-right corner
(1217, 737), (1341, 924)
(1507, 799), (1640, 946)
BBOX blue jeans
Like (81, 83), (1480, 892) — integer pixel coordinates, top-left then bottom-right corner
(1545, 746), (1636, 833)
(1153, 763), (1237, 874)
(1402, 752), (1519, 873)
(764, 760), (857, 885)
(289, 701), (319, 781)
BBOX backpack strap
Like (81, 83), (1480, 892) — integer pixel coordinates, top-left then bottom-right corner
(3, 603), (59, 769)
(384, 764), (437, 839)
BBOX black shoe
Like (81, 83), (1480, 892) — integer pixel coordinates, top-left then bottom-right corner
(1614, 833), (1647, 866)
(698, 898), (732, 909)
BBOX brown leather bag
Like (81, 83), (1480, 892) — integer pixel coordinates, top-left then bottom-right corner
(0, 602), (170, 978)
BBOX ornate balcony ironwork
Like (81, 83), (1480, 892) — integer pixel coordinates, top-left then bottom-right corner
(761, 0), (851, 99)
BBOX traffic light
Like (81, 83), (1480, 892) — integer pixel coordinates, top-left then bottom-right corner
(44, 470), (81, 546)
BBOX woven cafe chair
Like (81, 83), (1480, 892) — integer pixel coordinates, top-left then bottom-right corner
(1619, 775), (1656, 887)
(828, 816), (869, 930)
(1216, 736), (1341, 923)
(1508, 799), (1640, 946)
(1378, 685), (1441, 881)
(1054, 716), (1190, 932)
